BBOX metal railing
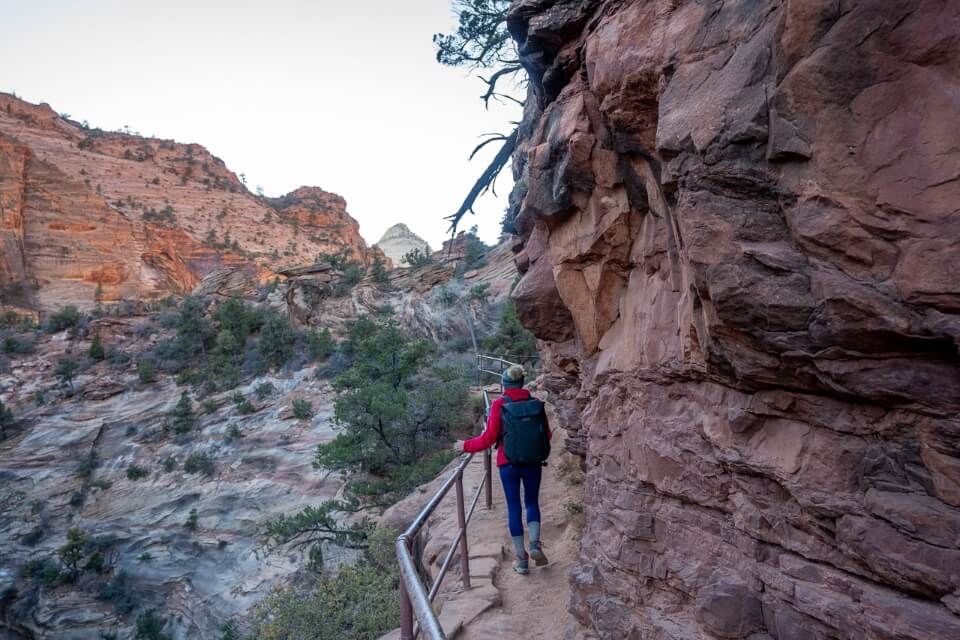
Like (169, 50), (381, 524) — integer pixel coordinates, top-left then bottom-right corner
(396, 355), (517, 640)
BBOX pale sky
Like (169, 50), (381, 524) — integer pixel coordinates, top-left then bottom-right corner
(0, 0), (522, 248)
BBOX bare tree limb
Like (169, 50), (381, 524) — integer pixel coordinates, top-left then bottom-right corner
(480, 65), (523, 108)
(446, 127), (518, 233)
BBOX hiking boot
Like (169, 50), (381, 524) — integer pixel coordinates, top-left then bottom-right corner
(513, 554), (530, 575)
(529, 541), (549, 566)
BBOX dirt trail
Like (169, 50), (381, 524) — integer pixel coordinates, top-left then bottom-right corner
(456, 429), (585, 640)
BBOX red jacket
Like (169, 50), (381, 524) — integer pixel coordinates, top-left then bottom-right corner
(463, 387), (551, 466)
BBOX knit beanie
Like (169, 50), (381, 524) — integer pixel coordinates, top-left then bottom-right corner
(501, 364), (525, 389)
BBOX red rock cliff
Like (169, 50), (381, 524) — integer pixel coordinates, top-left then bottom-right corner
(507, 1), (960, 638)
(0, 94), (376, 312)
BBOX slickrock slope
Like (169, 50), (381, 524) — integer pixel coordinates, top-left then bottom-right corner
(0, 319), (343, 639)
(0, 93), (376, 313)
(506, 1), (960, 639)
(375, 223), (430, 266)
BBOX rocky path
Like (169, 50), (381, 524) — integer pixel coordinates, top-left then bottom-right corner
(381, 420), (585, 640)
(456, 431), (583, 640)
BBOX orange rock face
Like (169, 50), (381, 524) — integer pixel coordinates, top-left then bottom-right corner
(506, 1), (960, 639)
(0, 93), (376, 312)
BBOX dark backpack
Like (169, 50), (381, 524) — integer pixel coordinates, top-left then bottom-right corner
(500, 396), (550, 465)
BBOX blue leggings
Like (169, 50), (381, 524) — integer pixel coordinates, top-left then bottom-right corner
(499, 463), (542, 537)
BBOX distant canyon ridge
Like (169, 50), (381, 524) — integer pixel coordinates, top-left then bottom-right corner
(0, 93), (383, 314)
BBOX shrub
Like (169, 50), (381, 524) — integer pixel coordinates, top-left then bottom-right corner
(0, 399), (14, 439)
(45, 305), (82, 332)
(20, 526), (44, 547)
(98, 571), (137, 615)
(225, 424), (243, 441)
(126, 465), (149, 481)
(468, 283), (491, 304)
(482, 299), (537, 359)
(76, 452), (99, 479)
(304, 328), (334, 360)
(170, 392), (195, 434)
(435, 284), (459, 307)
(341, 263), (364, 288)
(161, 456), (177, 472)
(255, 382), (275, 399)
(249, 561), (398, 640)
(315, 319), (469, 502)
(184, 508), (199, 531)
(402, 246), (433, 268)
(88, 334), (105, 361)
(458, 225), (487, 273)
(137, 359), (157, 383)
(236, 398), (256, 415)
(134, 609), (172, 640)
(292, 399), (313, 420)
(184, 452), (214, 477)
(370, 255), (389, 284)
(55, 357), (79, 389)
(23, 557), (62, 586)
(58, 528), (88, 580)
(3, 335), (34, 355)
(257, 311), (296, 371)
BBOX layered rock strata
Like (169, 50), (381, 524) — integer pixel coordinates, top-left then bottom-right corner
(0, 94), (377, 313)
(506, 1), (960, 638)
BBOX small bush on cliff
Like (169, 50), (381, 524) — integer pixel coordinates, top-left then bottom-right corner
(55, 357), (79, 390)
(184, 508), (199, 531)
(483, 299), (536, 359)
(305, 328), (334, 360)
(402, 246), (433, 268)
(45, 305), (82, 333)
(169, 392), (195, 434)
(184, 452), (214, 476)
(137, 358), (157, 383)
(134, 610), (172, 640)
(3, 335), (34, 355)
(256, 310), (297, 371)
(457, 226), (488, 274)
(292, 399), (312, 420)
(88, 334), (105, 361)
(0, 399), (15, 439)
(98, 571), (138, 614)
(370, 254), (389, 284)
(250, 526), (399, 640)
(126, 464), (149, 481)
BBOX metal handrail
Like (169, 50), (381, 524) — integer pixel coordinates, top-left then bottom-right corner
(396, 355), (518, 640)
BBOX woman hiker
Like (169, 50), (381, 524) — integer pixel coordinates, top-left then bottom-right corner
(453, 364), (552, 575)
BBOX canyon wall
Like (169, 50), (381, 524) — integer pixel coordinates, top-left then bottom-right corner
(506, 1), (960, 638)
(0, 94), (377, 313)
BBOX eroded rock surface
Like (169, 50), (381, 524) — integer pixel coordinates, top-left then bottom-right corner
(506, 1), (960, 638)
(0, 94), (377, 314)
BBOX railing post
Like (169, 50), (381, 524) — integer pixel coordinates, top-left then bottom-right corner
(484, 449), (492, 509)
(399, 537), (415, 640)
(455, 471), (471, 590)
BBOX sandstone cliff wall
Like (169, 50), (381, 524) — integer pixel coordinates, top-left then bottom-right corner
(507, 1), (960, 638)
(0, 94), (376, 313)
